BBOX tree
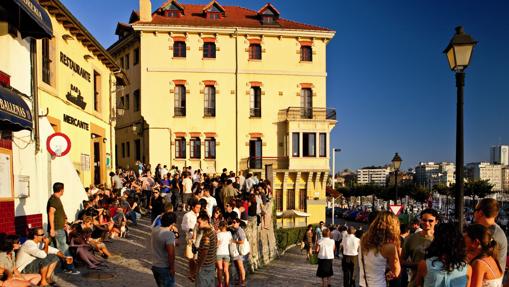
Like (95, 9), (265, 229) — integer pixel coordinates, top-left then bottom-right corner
(464, 180), (495, 207)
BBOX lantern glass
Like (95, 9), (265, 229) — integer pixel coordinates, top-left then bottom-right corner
(454, 44), (474, 68)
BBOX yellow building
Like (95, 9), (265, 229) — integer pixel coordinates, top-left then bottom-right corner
(109, 0), (336, 225)
(37, 0), (123, 186)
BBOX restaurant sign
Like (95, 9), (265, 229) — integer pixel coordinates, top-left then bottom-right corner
(60, 52), (91, 82)
(63, 114), (89, 131)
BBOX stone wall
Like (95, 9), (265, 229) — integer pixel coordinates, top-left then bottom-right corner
(244, 200), (278, 272)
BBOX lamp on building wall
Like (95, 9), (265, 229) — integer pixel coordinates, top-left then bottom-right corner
(391, 152), (402, 204)
(444, 26), (477, 232)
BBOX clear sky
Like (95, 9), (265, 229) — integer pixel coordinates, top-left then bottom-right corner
(60, 0), (509, 172)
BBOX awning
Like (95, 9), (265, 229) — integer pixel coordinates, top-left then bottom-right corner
(0, 85), (33, 131)
(7, 0), (53, 39)
(276, 210), (311, 218)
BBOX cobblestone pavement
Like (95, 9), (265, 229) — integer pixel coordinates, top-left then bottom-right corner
(53, 216), (344, 286)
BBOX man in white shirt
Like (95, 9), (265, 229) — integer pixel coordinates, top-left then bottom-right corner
(341, 226), (360, 287)
(182, 172), (193, 211)
(202, 187), (217, 217)
(16, 228), (65, 287)
(180, 201), (201, 283)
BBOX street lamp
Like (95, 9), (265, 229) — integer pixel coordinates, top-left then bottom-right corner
(443, 26), (477, 232)
(391, 153), (402, 204)
(331, 148), (341, 225)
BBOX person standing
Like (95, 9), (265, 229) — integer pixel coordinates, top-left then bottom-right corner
(150, 212), (177, 287)
(341, 226), (360, 287)
(231, 218), (247, 286)
(316, 228), (335, 287)
(401, 209), (439, 287)
(182, 172), (193, 211)
(193, 213), (217, 287)
(150, 188), (165, 223)
(46, 182), (78, 274)
(201, 187), (217, 218)
(359, 211), (401, 287)
(304, 224), (315, 261)
(414, 223), (471, 287)
(315, 221), (325, 242)
(110, 171), (123, 196)
(331, 225), (342, 258)
(473, 198), (508, 272)
(464, 224), (503, 287)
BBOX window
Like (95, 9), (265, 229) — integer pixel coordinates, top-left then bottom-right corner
(262, 15), (275, 24)
(124, 54), (130, 70)
(292, 133), (300, 157)
(119, 96), (125, 109)
(319, 133), (326, 157)
(93, 71), (101, 111)
(207, 12), (221, 19)
(134, 48), (139, 65)
(173, 41), (186, 58)
(301, 88), (313, 118)
(124, 94), (130, 110)
(134, 90), (140, 112)
(303, 133), (316, 157)
(41, 38), (53, 85)
(287, 189), (295, 210)
(121, 143), (126, 158)
(135, 139), (141, 161)
(203, 42), (216, 58)
(299, 189), (307, 210)
(300, 46), (312, 62)
(175, 137), (186, 158)
(204, 86), (215, 117)
(205, 138), (216, 159)
(167, 10), (180, 17)
(174, 85), (186, 116)
(249, 87), (261, 117)
(126, 142), (131, 157)
(249, 44), (262, 60)
(190, 138), (201, 159)
(276, 189), (283, 212)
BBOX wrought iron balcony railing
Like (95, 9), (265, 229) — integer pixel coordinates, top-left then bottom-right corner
(279, 107), (337, 121)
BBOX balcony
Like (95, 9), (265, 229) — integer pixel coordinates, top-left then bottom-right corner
(204, 107), (215, 117)
(174, 107), (186, 117)
(242, 156), (289, 170)
(279, 107), (336, 121)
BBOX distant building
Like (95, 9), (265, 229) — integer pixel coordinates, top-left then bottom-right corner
(491, 145), (509, 165)
(466, 162), (504, 191)
(356, 167), (391, 186)
(415, 162), (455, 187)
(387, 171), (414, 187)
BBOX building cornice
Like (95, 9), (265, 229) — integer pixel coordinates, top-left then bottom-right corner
(131, 24), (335, 41)
(146, 67), (327, 77)
(108, 33), (140, 55)
(39, 0), (120, 72)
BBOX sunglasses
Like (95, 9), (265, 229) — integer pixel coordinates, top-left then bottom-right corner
(36, 233), (45, 237)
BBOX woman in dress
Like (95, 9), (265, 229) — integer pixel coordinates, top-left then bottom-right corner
(315, 228), (335, 287)
(415, 222), (471, 287)
(359, 211), (401, 287)
(465, 224), (503, 287)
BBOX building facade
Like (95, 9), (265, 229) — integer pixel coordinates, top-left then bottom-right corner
(466, 162), (505, 191)
(414, 162), (455, 187)
(491, 145), (509, 166)
(37, 0), (122, 187)
(109, 0), (336, 225)
(356, 167), (391, 186)
(0, 0), (53, 234)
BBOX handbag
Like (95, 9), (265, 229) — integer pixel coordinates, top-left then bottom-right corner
(238, 238), (250, 256)
(229, 242), (240, 257)
(309, 253), (318, 265)
(184, 240), (194, 259)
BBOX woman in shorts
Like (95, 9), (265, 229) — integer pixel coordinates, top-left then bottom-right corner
(216, 221), (232, 287)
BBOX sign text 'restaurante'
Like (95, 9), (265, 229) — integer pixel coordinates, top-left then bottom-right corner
(60, 52), (91, 82)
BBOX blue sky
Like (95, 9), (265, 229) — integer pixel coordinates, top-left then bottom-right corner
(61, 0), (509, 172)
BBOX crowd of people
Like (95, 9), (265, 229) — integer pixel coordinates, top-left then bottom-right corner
(307, 198), (508, 287)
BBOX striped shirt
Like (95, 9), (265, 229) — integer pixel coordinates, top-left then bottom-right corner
(198, 227), (217, 267)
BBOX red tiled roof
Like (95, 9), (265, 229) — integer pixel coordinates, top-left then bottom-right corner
(135, 3), (331, 32)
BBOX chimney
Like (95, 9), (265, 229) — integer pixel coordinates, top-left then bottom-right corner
(139, 0), (152, 22)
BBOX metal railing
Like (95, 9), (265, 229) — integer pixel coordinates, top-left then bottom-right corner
(174, 107), (186, 116)
(280, 107), (337, 121)
(243, 156), (289, 170)
(204, 107), (215, 117)
(250, 107), (261, 117)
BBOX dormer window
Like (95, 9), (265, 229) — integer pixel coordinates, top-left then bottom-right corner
(203, 1), (225, 20)
(257, 3), (280, 25)
(160, 1), (184, 18)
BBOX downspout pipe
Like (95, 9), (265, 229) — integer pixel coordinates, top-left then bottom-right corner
(235, 28), (239, 174)
(30, 38), (40, 153)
